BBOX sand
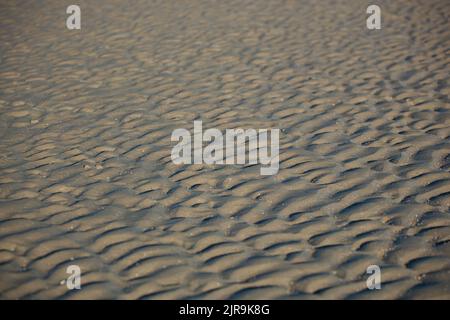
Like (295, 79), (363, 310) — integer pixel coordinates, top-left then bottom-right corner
(0, 0), (449, 299)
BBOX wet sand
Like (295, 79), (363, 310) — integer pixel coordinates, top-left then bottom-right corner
(0, 0), (450, 299)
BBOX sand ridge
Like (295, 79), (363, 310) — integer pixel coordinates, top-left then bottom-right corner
(0, 0), (450, 299)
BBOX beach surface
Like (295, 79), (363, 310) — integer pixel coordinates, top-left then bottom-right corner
(0, 0), (450, 299)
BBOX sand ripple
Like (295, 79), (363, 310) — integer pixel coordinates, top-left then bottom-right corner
(0, 0), (450, 299)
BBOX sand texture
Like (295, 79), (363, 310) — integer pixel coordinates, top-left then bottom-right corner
(1, 0), (450, 299)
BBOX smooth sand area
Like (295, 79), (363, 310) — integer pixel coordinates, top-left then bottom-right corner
(0, 0), (449, 299)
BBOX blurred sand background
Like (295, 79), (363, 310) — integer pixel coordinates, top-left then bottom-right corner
(0, 0), (450, 299)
